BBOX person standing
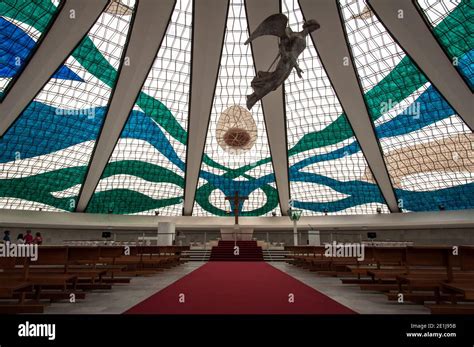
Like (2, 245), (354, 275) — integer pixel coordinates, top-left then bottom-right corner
(33, 232), (43, 245)
(24, 230), (33, 244)
(17, 233), (25, 244)
(3, 230), (11, 243)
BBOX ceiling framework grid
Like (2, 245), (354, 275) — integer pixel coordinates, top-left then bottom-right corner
(75, 0), (177, 213)
(338, 0), (473, 212)
(414, 0), (473, 91)
(281, 0), (391, 216)
(0, 0), (138, 212)
(298, 0), (400, 213)
(245, 0), (290, 216)
(192, 0), (282, 217)
(182, 0), (230, 216)
(0, 0), (65, 101)
(85, 0), (193, 216)
(0, 0), (109, 136)
(368, 0), (473, 130)
(0, 0), (472, 217)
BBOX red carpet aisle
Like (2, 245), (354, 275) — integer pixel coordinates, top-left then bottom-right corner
(125, 262), (355, 314)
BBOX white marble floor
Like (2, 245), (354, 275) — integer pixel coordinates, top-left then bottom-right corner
(270, 262), (430, 314)
(44, 262), (205, 314)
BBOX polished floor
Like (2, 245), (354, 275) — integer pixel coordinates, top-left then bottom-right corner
(44, 261), (429, 314)
(45, 262), (205, 314)
(271, 262), (429, 314)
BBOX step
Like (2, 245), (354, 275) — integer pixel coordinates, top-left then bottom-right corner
(211, 250), (262, 252)
(211, 256), (262, 258)
(426, 304), (474, 314)
(210, 243), (264, 262)
(211, 252), (262, 255)
(210, 259), (264, 262)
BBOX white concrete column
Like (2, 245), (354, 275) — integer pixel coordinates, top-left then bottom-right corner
(158, 222), (176, 246)
(293, 220), (298, 246)
(308, 230), (321, 246)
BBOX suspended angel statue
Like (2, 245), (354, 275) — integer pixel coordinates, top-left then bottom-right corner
(245, 14), (320, 110)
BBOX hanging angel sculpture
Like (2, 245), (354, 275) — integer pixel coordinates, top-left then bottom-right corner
(245, 14), (320, 110)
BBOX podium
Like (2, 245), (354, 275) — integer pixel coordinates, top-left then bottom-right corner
(220, 227), (254, 241)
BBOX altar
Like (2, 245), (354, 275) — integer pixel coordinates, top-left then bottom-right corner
(220, 227), (254, 241)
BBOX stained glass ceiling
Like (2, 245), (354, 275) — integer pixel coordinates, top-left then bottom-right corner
(339, 0), (473, 212)
(0, 0), (136, 211)
(87, 0), (192, 216)
(193, 0), (281, 217)
(415, 0), (473, 90)
(0, 0), (472, 216)
(283, 0), (389, 215)
(0, 0), (63, 100)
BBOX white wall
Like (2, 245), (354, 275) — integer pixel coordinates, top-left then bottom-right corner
(1, 209), (473, 230)
(1, 208), (474, 246)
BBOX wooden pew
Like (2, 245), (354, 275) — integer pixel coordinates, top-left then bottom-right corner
(0, 247), (79, 300)
(2, 247), (110, 291)
(137, 246), (184, 269)
(66, 246), (112, 289)
(424, 246), (474, 311)
(0, 244), (189, 313)
(425, 303), (474, 314)
(441, 282), (474, 301)
(361, 247), (454, 292)
(395, 246), (471, 294)
(27, 246), (102, 290)
(110, 246), (184, 276)
(285, 246), (326, 268)
(286, 243), (474, 312)
(0, 257), (44, 313)
(94, 246), (132, 283)
(381, 247), (473, 304)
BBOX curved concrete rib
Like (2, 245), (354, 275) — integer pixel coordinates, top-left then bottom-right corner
(299, 0), (400, 213)
(245, 0), (290, 216)
(0, 0), (109, 137)
(75, 0), (177, 212)
(182, 0), (229, 215)
(369, 0), (473, 130)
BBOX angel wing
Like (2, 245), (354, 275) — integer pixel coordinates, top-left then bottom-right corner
(244, 13), (288, 45)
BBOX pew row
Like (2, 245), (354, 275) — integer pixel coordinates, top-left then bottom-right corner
(285, 245), (474, 314)
(0, 245), (189, 313)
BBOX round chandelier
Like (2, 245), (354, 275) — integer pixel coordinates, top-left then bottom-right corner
(216, 105), (257, 155)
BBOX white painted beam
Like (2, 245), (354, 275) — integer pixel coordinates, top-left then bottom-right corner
(182, 0), (229, 215)
(369, 0), (474, 130)
(245, 0), (290, 216)
(75, 0), (176, 212)
(299, 0), (400, 213)
(0, 0), (109, 136)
